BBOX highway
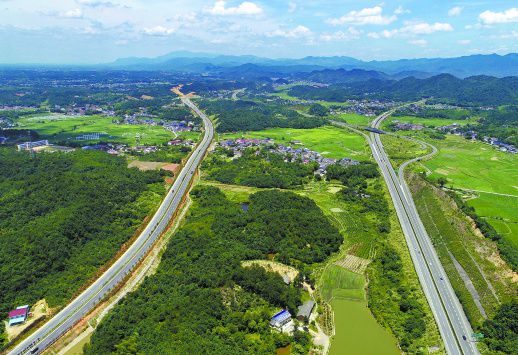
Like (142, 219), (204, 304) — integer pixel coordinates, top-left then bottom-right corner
(368, 111), (479, 355)
(9, 96), (214, 355)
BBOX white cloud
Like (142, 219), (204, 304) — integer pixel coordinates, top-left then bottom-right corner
(60, 8), (83, 19)
(448, 6), (462, 17)
(394, 6), (409, 15)
(327, 6), (396, 26)
(76, 0), (117, 8)
(479, 8), (518, 24)
(288, 2), (297, 13)
(320, 27), (361, 42)
(409, 39), (427, 46)
(368, 21), (453, 38)
(207, 1), (263, 16)
(142, 26), (175, 36)
(457, 39), (471, 45)
(267, 25), (312, 38)
(403, 22), (453, 34)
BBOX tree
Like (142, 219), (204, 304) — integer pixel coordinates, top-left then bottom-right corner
(308, 103), (329, 117)
(437, 177), (448, 187)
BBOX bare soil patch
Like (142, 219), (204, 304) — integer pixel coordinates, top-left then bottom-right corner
(241, 260), (299, 283)
(128, 160), (167, 171)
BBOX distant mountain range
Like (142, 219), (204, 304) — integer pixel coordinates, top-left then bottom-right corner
(106, 52), (518, 78)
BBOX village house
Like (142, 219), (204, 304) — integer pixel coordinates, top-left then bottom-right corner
(8, 305), (30, 327)
(270, 310), (292, 329)
(296, 300), (316, 322)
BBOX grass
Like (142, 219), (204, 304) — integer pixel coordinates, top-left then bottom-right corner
(468, 193), (518, 247)
(380, 134), (430, 167)
(15, 114), (177, 146)
(387, 115), (478, 128)
(331, 113), (373, 126)
(300, 181), (379, 259)
(220, 126), (371, 160)
(319, 265), (365, 302)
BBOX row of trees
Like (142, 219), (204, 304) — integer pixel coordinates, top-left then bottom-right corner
(86, 186), (339, 354)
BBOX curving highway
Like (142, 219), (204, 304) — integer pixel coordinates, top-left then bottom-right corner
(9, 96), (214, 355)
(369, 111), (478, 355)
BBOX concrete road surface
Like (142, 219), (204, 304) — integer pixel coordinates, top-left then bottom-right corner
(368, 111), (479, 355)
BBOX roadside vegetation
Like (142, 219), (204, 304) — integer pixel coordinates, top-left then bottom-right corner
(0, 148), (166, 348)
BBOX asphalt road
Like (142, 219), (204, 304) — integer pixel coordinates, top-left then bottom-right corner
(368, 111), (479, 355)
(9, 97), (214, 355)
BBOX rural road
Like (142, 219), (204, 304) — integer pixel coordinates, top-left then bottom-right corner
(9, 96), (214, 355)
(368, 111), (479, 355)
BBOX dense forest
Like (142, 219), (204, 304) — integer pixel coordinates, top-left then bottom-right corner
(200, 100), (325, 132)
(288, 74), (518, 106)
(0, 148), (164, 345)
(86, 186), (342, 354)
(204, 148), (316, 189)
(480, 300), (518, 353)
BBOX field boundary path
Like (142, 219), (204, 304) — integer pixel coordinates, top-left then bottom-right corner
(9, 94), (214, 355)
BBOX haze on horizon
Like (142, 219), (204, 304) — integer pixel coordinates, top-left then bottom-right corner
(0, 0), (517, 64)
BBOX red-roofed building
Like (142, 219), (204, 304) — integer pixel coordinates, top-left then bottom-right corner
(8, 305), (29, 326)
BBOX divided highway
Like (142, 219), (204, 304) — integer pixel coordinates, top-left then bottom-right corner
(10, 97), (214, 355)
(369, 112), (479, 355)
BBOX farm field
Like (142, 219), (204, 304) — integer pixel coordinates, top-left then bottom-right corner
(331, 113), (373, 126)
(319, 265), (399, 355)
(420, 135), (518, 246)
(386, 115), (478, 128)
(15, 114), (177, 146)
(220, 126), (371, 160)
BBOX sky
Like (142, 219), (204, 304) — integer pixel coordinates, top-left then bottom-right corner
(0, 0), (517, 64)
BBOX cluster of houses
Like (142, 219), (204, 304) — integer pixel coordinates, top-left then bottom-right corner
(329, 99), (397, 117)
(81, 139), (194, 156)
(483, 137), (517, 154)
(269, 300), (316, 333)
(393, 122), (424, 131)
(219, 138), (359, 175)
(116, 118), (199, 134)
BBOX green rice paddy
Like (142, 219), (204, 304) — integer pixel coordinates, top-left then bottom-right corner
(387, 115), (478, 128)
(420, 135), (518, 246)
(15, 114), (177, 146)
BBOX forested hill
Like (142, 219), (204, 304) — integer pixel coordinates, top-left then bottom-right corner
(0, 148), (164, 339)
(288, 74), (518, 106)
(199, 100), (325, 132)
(86, 186), (342, 354)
